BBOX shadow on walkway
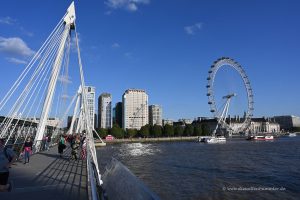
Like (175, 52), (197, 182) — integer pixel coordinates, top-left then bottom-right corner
(0, 147), (88, 200)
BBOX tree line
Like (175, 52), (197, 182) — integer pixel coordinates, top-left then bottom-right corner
(95, 123), (211, 139)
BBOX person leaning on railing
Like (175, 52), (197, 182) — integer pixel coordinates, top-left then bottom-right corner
(0, 138), (16, 192)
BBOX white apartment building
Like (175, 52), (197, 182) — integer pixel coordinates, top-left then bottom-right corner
(98, 93), (112, 129)
(84, 86), (95, 129)
(122, 89), (148, 130)
(149, 105), (162, 126)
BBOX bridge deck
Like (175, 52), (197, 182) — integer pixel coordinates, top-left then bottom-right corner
(0, 147), (88, 200)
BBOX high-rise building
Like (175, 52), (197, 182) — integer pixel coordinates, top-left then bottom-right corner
(98, 93), (112, 129)
(149, 105), (162, 126)
(122, 89), (148, 130)
(84, 86), (95, 129)
(274, 115), (300, 130)
(114, 102), (123, 128)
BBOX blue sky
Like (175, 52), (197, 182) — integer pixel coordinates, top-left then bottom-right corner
(0, 0), (299, 121)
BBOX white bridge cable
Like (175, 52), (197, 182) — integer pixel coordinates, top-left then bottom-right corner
(53, 34), (71, 122)
(68, 90), (81, 134)
(75, 24), (103, 188)
(34, 23), (72, 150)
(0, 25), (66, 140)
(0, 16), (66, 112)
(11, 32), (65, 144)
(51, 92), (78, 139)
(0, 23), (65, 129)
(4, 48), (57, 144)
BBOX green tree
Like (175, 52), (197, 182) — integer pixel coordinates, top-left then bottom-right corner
(151, 125), (162, 138)
(126, 129), (138, 138)
(174, 125), (184, 136)
(110, 124), (124, 138)
(164, 124), (174, 137)
(193, 124), (202, 136)
(201, 123), (210, 136)
(96, 128), (108, 138)
(184, 124), (194, 136)
(139, 124), (150, 138)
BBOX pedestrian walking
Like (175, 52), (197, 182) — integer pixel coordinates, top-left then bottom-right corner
(58, 135), (66, 158)
(23, 137), (33, 164)
(80, 137), (87, 160)
(70, 135), (80, 161)
(45, 135), (51, 151)
(0, 138), (16, 192)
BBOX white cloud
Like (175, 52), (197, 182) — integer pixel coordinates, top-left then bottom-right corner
(0, 16), (16, 25)
(105, 0), (150, 12)
(184, 22), (203, 35)
(58, 75), (72, 84)
(6, 57), (27, 65)
(0, 36), (35, 57)
(0, 17), (34, 37)
(111, 42), (120, 48)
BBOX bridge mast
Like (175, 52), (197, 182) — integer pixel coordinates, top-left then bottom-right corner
(34, 2), (76, 151)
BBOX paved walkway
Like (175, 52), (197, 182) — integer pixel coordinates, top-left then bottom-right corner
(0, 147), (88, 200)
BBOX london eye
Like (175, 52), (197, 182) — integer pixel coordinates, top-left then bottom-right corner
(206, 57), (254, 135)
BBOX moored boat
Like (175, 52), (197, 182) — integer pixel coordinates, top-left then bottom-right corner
(204, 136), (226, 143)
(198, 136), (212, 142)
(288, 133), (297, 137)
(254, 135), (274, 140)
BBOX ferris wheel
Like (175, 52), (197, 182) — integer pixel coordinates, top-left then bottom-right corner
(206, 57), (254, 135)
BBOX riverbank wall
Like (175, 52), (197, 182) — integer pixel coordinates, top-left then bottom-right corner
(95, 136), (199, 144)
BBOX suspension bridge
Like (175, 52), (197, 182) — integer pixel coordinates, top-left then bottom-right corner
(0, 2), (104, 199)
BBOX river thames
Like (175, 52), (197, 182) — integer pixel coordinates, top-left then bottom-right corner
(97, 136), (300, 200)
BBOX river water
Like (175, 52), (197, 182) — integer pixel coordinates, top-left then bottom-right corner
(97, 136), (300, 200)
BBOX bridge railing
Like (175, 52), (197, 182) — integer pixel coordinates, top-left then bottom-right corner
(86, 136), (104, 200)
(5, 138), (56, 159)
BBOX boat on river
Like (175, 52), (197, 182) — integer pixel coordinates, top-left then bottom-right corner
(198, 136), (226, 143)
(288, 133), (297, 137)
(254, 135), (274, 140)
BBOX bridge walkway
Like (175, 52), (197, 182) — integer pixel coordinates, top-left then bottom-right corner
(0, 146), (88, 200)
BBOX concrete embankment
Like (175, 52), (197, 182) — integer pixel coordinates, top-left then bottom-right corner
(95, 136), (199, 145)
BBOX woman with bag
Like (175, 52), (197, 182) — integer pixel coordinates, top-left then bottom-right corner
(23, 137), (33, 164)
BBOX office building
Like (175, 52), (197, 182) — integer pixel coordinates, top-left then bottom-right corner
(274, 115), (300, 131)
(113, 102), (123, 128)
(149, 105), (162, 126)
(84, 86), (95, 129)
(122, 89), (148, 130)
(98, 93), (112, 129)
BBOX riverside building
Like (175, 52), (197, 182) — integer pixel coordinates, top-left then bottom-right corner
(149, 105), (162, 126)
(98, 93), (112, 129)
(122, 89), (148, 130)
(162, 119), (174, 126)
(84, 86), (95, 129)
(274, 115), (300, 131)
(113, 102), (123, 128)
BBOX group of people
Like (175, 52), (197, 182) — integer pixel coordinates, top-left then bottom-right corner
(0, 132), (88, 192)
(0, 137), (34, 192)
(58, 133), (87, 161)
